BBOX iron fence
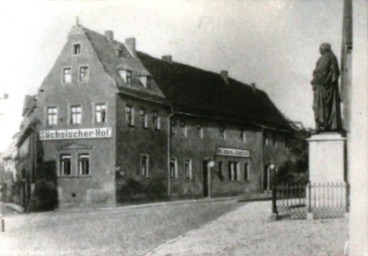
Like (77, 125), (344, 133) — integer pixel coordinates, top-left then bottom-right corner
(272, 182), (349, 220)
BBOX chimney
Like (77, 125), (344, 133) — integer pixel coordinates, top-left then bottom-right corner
(104, 30), (114, 43)
(162, 55), (173, 64)
(221, 70), (229, 84)
(250, 83), (256, 92)
(125, 38), (136, 54)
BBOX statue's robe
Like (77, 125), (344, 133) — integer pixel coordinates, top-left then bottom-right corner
(311, 50), (342, 132)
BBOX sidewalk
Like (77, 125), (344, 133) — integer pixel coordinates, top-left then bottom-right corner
(146, 201), (348, 256)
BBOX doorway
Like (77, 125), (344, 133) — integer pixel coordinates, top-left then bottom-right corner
(263, 164), (270, 191)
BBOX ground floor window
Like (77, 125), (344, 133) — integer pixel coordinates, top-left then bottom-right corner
(184, 159), (192, 180)
(78, 154), (90, 175)
(60, 154), (71, 176)
(141, 154), (149, 177)
(218, 161), (225, 181)
(244, 163), (249, 181)
(228, 161), (239, 181)
(170, 158), (177, 178)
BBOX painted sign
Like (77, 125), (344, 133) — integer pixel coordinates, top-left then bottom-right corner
(216, 147), (250, 158)
(39, 127), (112, 141)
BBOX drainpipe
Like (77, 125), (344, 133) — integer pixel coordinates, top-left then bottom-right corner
(167, 105), (174, 199)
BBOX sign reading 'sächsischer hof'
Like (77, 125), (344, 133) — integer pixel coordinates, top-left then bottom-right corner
(216, 147), (250, 158)
(39, 128), (112, 141)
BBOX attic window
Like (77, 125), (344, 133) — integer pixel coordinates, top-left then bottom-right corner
(73, 43), (81, 55)
(119, 70), (132, 86)
(139, 76), (152, 89)
(115, 49), (123, 57)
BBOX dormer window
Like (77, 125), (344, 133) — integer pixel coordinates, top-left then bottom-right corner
(73, 43), (81, 55)
(115, 49), (123, 57)
(139, 76), (152, 89)
(118, 70), (132, 86)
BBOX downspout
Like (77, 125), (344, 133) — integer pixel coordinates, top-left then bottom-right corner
(167, 105), (174, 199)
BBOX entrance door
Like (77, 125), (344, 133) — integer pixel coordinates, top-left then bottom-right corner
(203, 161), (208, 197)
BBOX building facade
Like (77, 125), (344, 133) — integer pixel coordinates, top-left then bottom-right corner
(17, 22), (293, 209)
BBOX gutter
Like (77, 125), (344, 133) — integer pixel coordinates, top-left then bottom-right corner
(167, 105), (174, 198)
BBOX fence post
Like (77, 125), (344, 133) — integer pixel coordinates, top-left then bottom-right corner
(346, 183), (350, 213)
(271, 185), (278, 221)
(307, 183), (313, 220)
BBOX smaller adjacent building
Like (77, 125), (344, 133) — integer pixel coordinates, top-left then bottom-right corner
(0, 134), (18, 202)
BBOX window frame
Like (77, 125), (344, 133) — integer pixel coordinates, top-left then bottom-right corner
(228, 161), (239, 181)
(79, 65), (89, 83)
(220, 127), (226, 140)
(59, 154), (72, 176)
(72, 43), (81, 55)
(139, 108), (148, 128)
(140, 154), (149, 178)
(184, 158), (192, 180)
(62, 67), (72, 84)
(170, 120), (176, 135)
(70, 105), (82, 125)
(78, 153), (90, 176)
(94, 103), (107, 123)
(197, 124), (203, 138)
(46, 106), (58, 126)
(241, 130), (247, 143)
(125, 105), (134, 126)
(180, 122), (187, 137)
(153, 112), (161, 130)
(170, 157), (178, 179)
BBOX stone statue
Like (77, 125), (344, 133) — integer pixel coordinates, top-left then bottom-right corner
(311, 43), (342, 133)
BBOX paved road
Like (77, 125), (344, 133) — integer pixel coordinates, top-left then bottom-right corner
(146, 201), (348, 256)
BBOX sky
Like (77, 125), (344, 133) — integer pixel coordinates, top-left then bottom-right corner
(0, 0), (365, 152)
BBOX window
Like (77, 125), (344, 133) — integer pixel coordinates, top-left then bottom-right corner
(60, 155), (71, 176)
(273, 133), (277, 147)
(153, 112), (160, 130)
(118, 70), (132, 86)
(47, 107), (58, 125)
(63, 68), (72, 83)
(184, 159), (192, 180)
(70, 105), (82, 124)
(241, 131), (247, 143)
(228, 161), (239, 181)
(218, 161), (225, 181)
(79, 66), (89, 82)
(170, 120), (176, 135)
(197, 125), (203, 138)
(220, 127), (226, 140)
(244, 163), (249, 181)
(78, 154), (89, 175)
(141, 154), (149, 177)
(180, 122), (187, 137)
(170, 158), (177, 178)
(140, 76), (152, 89)
(73, 43), (81, 55)
(125, 105), (134, 126)
(95, 103), (106, 123)
(139, 108), (148, 128)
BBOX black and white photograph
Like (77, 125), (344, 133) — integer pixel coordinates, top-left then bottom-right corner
(0, 0), (367, 255)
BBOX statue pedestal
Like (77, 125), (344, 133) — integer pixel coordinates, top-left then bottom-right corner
(306, 132), (348, 218)
(307, 132), (346, 183)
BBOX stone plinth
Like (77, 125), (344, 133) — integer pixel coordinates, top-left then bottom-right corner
(307, 132), (346, 183)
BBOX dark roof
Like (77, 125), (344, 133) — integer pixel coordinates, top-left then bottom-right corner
(81, 26), (291, 131)
(137, 52), (291, 131)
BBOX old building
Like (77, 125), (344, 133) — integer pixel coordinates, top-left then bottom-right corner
(17, 22), (293, 209)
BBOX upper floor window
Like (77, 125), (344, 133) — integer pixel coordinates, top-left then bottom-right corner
(60, 154), (71, 176)
(73, 43), (81, 55)
(139, 108), (148, 128)
(141, 154), (149, 177)
(95, 103), (106, 123)
(153, 112), (160, 130)
(170, 120), (176, 135)
(70, 105), (82, 124)
(241, 131), (247, 143)
(220, 127), (226, 140)
(125, 105), (134, 126)
(79, 66), (89, 82)
(170, 158), (178, 179)
(63, 68), (72, 83)
(197, 125), (203, 138)
(47, 107), (58, 125)
(184, 159), (192, 180)
(180, 122), (187, 137)
(78, 154), (90, 175)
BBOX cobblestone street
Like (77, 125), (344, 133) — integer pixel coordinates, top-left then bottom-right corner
(146, 201), (348, 256)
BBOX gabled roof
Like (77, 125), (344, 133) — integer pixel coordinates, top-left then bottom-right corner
(137, 52), (292, 131)
(73, 25), (291, 131)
